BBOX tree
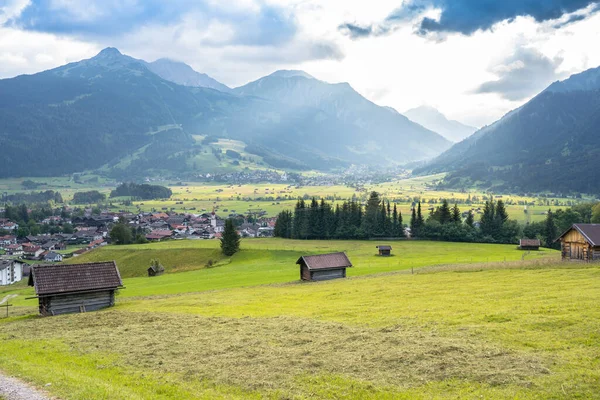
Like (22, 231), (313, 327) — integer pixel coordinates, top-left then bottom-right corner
(480, 200), (496, 237)
(362, 191), (382, 237)
(438, 200), (452, 224)
(221, 219), (241, 256)
(110, 223), (132, 245)
(451, 204), (461, 223)
(465, 210), (475, 229)
(543, 209), (558, 249)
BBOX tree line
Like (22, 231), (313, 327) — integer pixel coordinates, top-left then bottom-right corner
(274, 191), (551, 245)
(110, 183), (172, 200)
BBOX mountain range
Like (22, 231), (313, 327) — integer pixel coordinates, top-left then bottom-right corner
(404, 106), (477, 142)
(415, 66), (600, 194)
(0, 48), (451, 178)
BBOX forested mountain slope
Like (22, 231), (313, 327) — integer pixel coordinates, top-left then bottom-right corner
(416, 66), (600, 194)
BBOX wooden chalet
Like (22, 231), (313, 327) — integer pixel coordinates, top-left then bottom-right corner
(519, 239), (540, 251)
(28, 261), (123, 316)
(376, 245), (392, 256)
(296, 252), (352, 281)
(557, 224), (600, 262)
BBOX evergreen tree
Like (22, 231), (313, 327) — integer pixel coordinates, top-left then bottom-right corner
(362, 191), (381, 237)
(274, 210), (292, 238)
(438, 200), (452, 224)
(480, 200), (496, 237)
(465, 210), (475, 228)
(410, 206), (417, 237)
(451, 204), (461, 223)
(495, 200), (509, 228)
(221, 219), (241, 256)
(392, 203), (399, 237)
(543, 209), (558, 249)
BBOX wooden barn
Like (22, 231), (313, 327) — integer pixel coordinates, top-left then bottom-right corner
(557, 224), (600, 262)
(519, 239), (541, 251)
(28, 261), (123, 316)
(297, 252), (352, 281)
(376, 245), (392, 256)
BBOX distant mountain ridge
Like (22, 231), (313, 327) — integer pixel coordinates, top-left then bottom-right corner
(0, 47), (451, 178)
(234, 72), (451, 162)
(404, 106), (477, 142)
(145, 58), (231, 92)
(415, 66), (600, 194)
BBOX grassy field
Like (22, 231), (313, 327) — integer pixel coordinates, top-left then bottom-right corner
(0, 173), (588, 224)
(1, 244), (599, 398)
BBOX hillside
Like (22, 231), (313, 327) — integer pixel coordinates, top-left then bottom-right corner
(404, 105), (477, 142)
(415, 66), (600, 194)
(233, 71), (452, 163)
(0, 49), (451, 179)
(5, 239), (600, 399)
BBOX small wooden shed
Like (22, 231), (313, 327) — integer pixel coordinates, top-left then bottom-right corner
(296, 252), (352, 281)
(557, 224), (600, 262)
(376, 245), (392, 256)
(519, 239), (540, 251)
(28, 261), (123, 316)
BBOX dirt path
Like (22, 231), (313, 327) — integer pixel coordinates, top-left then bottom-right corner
(0, 372), (53, 400)
(0, 295), (17, 306)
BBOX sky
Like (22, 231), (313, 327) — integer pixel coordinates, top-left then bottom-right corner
(1, 0), (599, 127)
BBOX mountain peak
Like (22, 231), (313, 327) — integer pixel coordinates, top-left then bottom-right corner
(95, 47), (123, 58)
(268, 70), (314, 80)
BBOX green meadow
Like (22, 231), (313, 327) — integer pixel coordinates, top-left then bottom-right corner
(5, 239), (600, 398)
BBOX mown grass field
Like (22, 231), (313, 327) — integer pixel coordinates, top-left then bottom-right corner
(1, 246), (599, 398)
(4, 239), (598, 399)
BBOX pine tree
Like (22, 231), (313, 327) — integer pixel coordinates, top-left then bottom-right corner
(451, 203), (461, 223)
(417, 201), (424, 228)
(465, 210), (475, 228)
(480, 200), (496, 237)
(221, 219), (241, 256)
(363, 191), (381, 238)
(410, 206), (417, 237)
(392, 203), (399, 237)
(543, 209), (558, 249)
(438, 200), (452, 224)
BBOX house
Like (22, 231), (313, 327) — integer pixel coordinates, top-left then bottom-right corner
(519, 239), (541, 251)
(5, 244), (23, 256)
(0, 235), (16, 249)
(557, 224), (600, 262)
(23, 244), (44, 260)
(0, 222), (18, 231)
(44, 252), (63, 263)
(0, 260), (24, 285)
(28, 261), (123, 316)
(376, 245), (392, 256)
(296, 252), (352, 281)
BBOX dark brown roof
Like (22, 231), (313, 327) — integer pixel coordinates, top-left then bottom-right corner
(519, 239), (540, 247)
(29, 261), (123, 296)
(377, 245), (392, 250)
(558, 224), (600, 246)
(296, 252), (352, 270)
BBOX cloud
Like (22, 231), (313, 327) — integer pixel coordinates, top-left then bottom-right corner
(475, 47), (567, 101)
(340, 0), (600, 39)
(5, 0), (297, 47)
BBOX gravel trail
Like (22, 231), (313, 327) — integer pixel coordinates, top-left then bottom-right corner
(0, 372), (53, 400)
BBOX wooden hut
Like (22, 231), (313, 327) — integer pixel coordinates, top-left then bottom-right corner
(28, 261), (123, 316)
(376, 245), (392, 256)
(556, 224), (600, 262)
(296, 252), (352, 281)
(519, 239), (540, 251)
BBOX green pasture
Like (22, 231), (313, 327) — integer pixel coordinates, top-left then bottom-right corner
(1, 247), (598, 398)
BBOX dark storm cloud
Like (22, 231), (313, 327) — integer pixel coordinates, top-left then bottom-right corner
(476, 47), (566, 101)
(340, 0), (600, 38)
